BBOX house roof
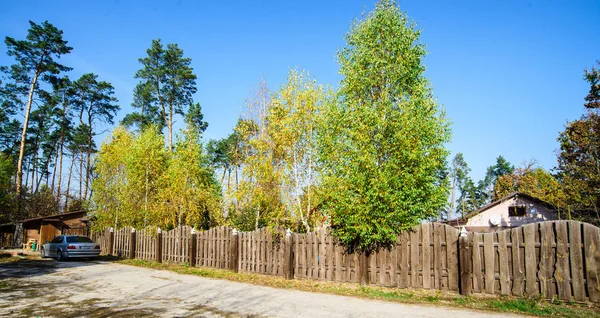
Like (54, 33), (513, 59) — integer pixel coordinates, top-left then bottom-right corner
(446, 192), (557, 223)
(18, 210), (87, 223)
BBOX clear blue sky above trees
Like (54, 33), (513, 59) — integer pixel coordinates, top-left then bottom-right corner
(1, 0), (598, 181)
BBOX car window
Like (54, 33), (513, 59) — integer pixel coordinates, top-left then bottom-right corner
(66, 236), (93, 243)
(50, 236), (63, 244)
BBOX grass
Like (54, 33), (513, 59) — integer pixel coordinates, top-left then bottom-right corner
(113, 258), (600, 317)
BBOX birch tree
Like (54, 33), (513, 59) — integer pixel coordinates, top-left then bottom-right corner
(319, 0), (450, 254)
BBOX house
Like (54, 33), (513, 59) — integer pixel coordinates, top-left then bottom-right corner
(444, 192), (559, 232)
(0, 210), (90, 248)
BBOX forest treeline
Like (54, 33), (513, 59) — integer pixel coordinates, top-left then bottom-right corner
(1, 0), (598, 254)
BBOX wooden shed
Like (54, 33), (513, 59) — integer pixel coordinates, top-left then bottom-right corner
(20, 210), (89, 246)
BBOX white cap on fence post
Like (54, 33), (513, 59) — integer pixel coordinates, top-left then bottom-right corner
(460, 226), (468, 237)
(131, 228), (136, 233)
(286, 228), (292, 237)
(109, 227), (114, 233)
(232, 228), (238, 235)
(157, 228), (162, 234)
(191, 227), (196, 235)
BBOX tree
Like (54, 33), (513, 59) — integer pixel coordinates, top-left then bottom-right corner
(185, 102), (208, 134)
(269, 69), (328, 232)
(156, 128), (222, 229)
(233, 80), (286, 231)
(495, 165), (566, 215)
(556, 61), (600, 224)
(479, 155), (514, 203)
(448, 153), (469, 220)
(127, 40), (197, 150)
(70, 73), (119, 200)
(1, 21), (72, 203)
(91, 127), (133, 229)
(318, 0), (451, 254)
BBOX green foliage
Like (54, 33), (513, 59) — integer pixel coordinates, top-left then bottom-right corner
(126, 39), (198, 150)
(185, 102), (208, 134)
(556, 61), (600, 224)
(495, 165), (566, 213)
(0, 154), (16, 223)
(91, 126), (222, 230)
(1, 20), (72, 202)
(229, 73), (329, 232)
(319, 0), (450, 254)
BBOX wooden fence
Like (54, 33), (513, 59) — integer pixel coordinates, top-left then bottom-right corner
(240, 228), (288, 276)
(460, 220), (600, 302)
(197, 226), (233, 269)
(135, 228), (157, 261)
(92, 220), (600, 303)
(162, 226), (192, 264)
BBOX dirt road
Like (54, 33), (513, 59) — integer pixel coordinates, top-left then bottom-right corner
(0, 258), (520, 317)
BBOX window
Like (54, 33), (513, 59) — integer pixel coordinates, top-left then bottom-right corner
(66, 236), (93, 243)
(50, 236), (64, 244)
(508, 206), (526, 217)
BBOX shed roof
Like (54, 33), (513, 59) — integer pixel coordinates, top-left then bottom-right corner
(19, 210), (87, 223)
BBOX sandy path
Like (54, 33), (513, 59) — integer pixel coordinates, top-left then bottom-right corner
(0, 259), (521, 317)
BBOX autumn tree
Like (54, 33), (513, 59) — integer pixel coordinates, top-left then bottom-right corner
(269, 69), (328, 232)
(495, 164), (566, 215)
(0, 21), (72, 203)
(319, 0), (450, 254)
(92, 125), (222, 230)
(233, 80), (286, 230)
(556, 61), (600, 224)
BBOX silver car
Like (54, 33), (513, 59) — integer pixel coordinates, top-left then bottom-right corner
(40, 235), (101, 261)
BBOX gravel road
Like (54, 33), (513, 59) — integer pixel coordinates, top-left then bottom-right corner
(0, 258), (521, 317)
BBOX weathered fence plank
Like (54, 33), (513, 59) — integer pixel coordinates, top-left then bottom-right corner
(584, 223), (600, 302)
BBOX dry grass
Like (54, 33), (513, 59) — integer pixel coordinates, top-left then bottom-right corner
(114, 258), (600, 318)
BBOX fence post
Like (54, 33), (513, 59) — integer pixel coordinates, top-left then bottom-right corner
(284, 229), (294, 279)
(231, 229), (239, 272)
(189, 228), (197, 267)
(156, 228), (162, 263)
(458, 227), (472, 296)
(359, 252), (369, 285)
(129, 228), (136, 259)
(108, 227), (114, 256)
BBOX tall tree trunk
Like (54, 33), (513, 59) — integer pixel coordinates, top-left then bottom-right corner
(168, 106), (173, 151)
(51, 150), (58, 193)
(56, 99), (67, 205)
(56, 134), (65, 207)
(65, 153), (75, 211)
(83, 129), (92, 200)
(31, 147), (37, 193)
(79, 153), (83, 200)
(24, 158), (30, 190)
(16, 72), (40, 206)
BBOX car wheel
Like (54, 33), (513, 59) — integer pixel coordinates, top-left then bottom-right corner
(56, 249), (64, 261)
(40, 248), (45, 258)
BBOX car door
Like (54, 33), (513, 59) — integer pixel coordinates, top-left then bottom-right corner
(49, 236), (63, 257)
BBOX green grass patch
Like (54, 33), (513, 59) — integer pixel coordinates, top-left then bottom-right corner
(114, 258), (600, 317)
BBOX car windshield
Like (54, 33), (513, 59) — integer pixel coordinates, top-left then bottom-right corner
(66, 236), (93, 243)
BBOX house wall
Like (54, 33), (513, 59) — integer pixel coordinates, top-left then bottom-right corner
(23, 220), (41, 244)
(466, 196), (558, 228)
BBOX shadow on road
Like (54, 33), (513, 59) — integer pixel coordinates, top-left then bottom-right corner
(0, 254), (121, 279)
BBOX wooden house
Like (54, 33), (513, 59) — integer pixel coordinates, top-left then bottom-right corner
(444, 192), (559, 232)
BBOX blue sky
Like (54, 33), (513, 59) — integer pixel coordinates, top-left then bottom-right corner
(1, 0), (599, 182)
